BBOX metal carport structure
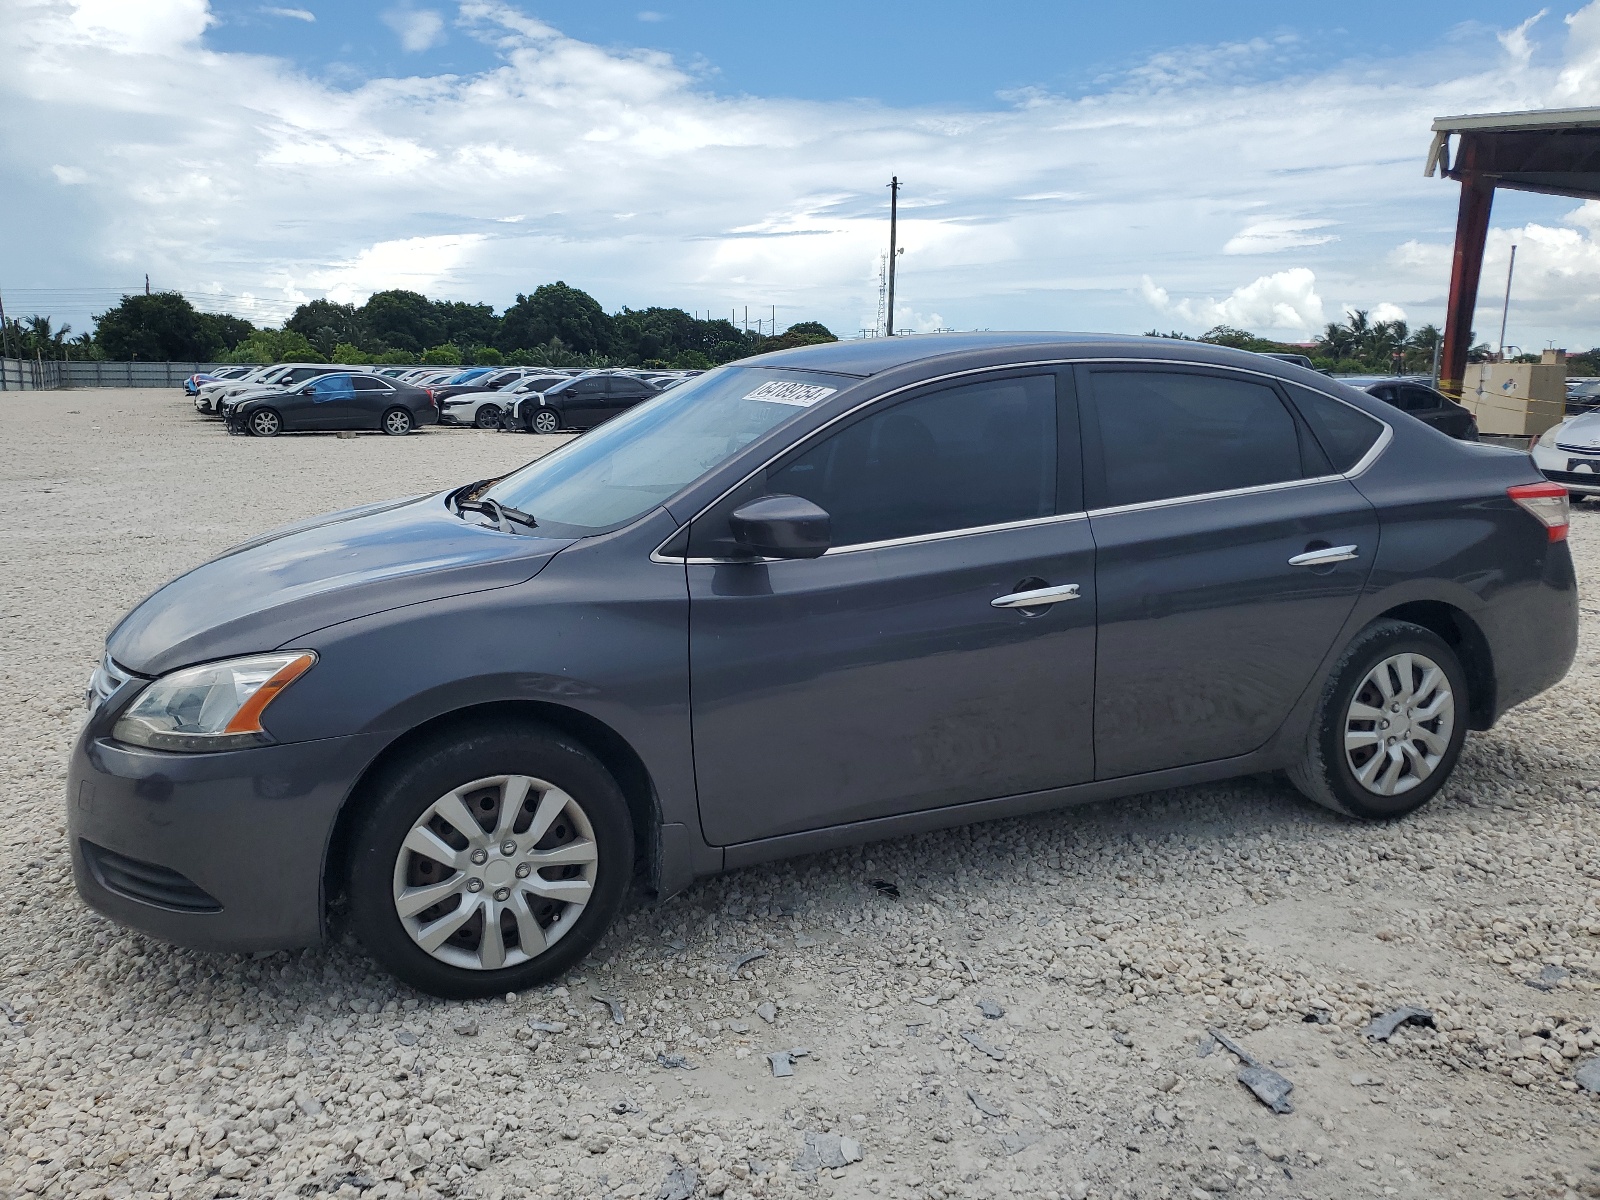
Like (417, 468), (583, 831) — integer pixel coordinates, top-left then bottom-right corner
(1426, 105), (1600, 395)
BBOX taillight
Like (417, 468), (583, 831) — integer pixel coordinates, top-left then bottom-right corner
(425, 388), (437, 407)
(1508, 481), (1570, 542)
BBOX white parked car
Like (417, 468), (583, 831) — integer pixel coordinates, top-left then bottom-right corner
(209, 365), (354, 418)
(1532, 412), (1600, 498)
(194, 364), (277, 412)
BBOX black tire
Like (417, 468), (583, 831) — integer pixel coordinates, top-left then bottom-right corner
(346, 722), (634, 999)
(531, 409), (561, 434)
(1287, 619), (1469, 820)
(247, 408), (281, 437)
(382, 408), (413, 436)
(474, 404), (502, 429)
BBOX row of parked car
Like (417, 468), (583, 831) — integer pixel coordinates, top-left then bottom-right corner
(184, 364), (699, 437)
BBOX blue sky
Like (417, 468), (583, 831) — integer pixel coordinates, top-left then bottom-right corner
(208, 1), (1524, 107)
(5, 0), (1600, 349)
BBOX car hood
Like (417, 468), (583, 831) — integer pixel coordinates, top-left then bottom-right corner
(107, 494), (573, 676)
(1554, 412), (1600, 446)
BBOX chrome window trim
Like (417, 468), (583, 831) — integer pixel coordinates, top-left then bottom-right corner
(649, 356), (1394, 562)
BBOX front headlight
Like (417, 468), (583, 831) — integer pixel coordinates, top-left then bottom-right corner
(112, 652), (316, 752)
(1536, 423), (1565, 449)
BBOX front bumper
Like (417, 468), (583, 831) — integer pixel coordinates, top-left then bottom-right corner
(67, 719), (391, 953)
(1531, 444), (1600, 494)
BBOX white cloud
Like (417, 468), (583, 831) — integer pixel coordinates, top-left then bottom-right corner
(1369, 302), (1408, 325)
(1223, 218), (1338, 256)
(1141, 268), (1327, 336)
(637, 10), (666, 22)
(382, 6), (445, 52)
(6, 1), (1600, 346)
(51, 165), (88, 185)
(263, 6), (316, 22)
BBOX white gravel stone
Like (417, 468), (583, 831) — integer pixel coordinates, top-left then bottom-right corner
(0, 391), (1596, 1199)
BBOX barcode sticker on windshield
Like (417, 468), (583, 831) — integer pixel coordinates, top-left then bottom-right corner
(743, 381), (837, 407)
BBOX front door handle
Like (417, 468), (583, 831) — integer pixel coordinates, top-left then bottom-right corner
(991, 583), (1081, 609)
(1288, 544), (1359, 567)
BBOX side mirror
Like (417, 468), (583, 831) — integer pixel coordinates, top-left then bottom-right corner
(728, 494), (831, 560)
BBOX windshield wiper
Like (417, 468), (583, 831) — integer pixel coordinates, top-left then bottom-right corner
(455, 497), (538, 534)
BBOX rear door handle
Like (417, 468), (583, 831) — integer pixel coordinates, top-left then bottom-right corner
(991, 583), (1081, 609)
(1288, 544), (1359, 567)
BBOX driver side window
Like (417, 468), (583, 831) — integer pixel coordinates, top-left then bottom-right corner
(690, 372), (1065, 555)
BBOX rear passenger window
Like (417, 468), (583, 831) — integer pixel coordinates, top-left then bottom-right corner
(353, 377), (389, 391)
(1287, 384), (1386, 472)
(1089, 370), (1303, 508)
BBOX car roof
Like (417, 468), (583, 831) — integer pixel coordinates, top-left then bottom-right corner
(740, 332), (1337, 378)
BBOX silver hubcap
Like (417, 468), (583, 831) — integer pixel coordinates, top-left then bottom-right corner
(250, 412), (277, 435)
(386, 411), (410, 434)
(534, 412), (558, 432)
(1344, 652), (1455, 796)
(392, 774), (598, 971)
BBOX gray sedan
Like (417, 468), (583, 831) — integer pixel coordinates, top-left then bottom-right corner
(70, 334), (1576, 997)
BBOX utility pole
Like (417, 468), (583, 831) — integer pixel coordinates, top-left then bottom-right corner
(0, 284), (9, 390)
(145, 273), (150, 296)
(885, 176), (900, 336)
(1496, 244), (1517, 361)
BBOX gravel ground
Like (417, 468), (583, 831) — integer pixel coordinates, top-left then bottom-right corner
(1, 389), (1598, 1200)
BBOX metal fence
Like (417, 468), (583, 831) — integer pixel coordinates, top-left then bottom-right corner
(0, 360), (260, 390)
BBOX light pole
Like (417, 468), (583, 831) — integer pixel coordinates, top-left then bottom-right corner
(886, 176), (900, 336)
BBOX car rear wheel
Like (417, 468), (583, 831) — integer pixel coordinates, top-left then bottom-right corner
(382, 408), (413, 436)
(247, 409), (281, 437)
(346, 723), (633, 998)
(474, 404), (502, 429)
(532, 409), (561, 434)
(1287, 619), (1467, 820)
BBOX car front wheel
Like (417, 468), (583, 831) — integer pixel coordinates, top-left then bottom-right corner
(247, 409), (282, 437)
(531, 409), (560, 434)
(474, 404), (502, 429)
(1287, 618), (1468, 820)
(382, 408), (413, 436)
(346, 723), (633, 998)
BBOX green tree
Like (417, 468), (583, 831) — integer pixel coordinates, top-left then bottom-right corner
(221, 328), (322, 364)
(198, 312), (256, 355)
(332, 342), (371, 364)
(360, 290), (444, 354)
(436, 301), (499, 353)
(783, 321), (837, 343)
(498, 283), (615, 356)
(375, 348), (415, 365)
(421, 343), (463, 365)
(286, 299), (362, 358)
(472, 345), (504, 365)
(94, 292), (219, 360)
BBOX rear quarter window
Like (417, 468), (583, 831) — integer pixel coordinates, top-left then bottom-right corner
(1286, 384), (1386, 472)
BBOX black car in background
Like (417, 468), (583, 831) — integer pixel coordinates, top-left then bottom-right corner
(1351, 377), (1478, 440)
(227, 372), (439, 437)
(428, 368), (531, 404)
(507, 372), (661, 433)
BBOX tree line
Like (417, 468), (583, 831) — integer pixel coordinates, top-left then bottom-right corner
(1152, 312), (1600, 375)
(1, 284), (837, 370)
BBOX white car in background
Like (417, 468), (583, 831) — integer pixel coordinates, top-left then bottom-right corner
(207, 364), (354, 418)
(1532, 411), (1600, 499)
(194, 365), (275, 412)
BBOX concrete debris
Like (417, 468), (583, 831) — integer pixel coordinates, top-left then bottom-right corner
(977, 999), (1005, 1019)
(1197, 1032), (1216, 1057)
(656, 1053), (696, 1070)
(1526, 964), (1571, 991)
(1207, 1027), (1294, 1114)
(998, 1131), (1042, 1155)
(966, 1088), (1008, 1118)
(612, 1098), (642, 1114)
(393, 1029), (417, 1046)
(728, 949), (769, 976)
(592, 992), (626, 1025)
(656, 1162), (698, 1200)
(795, 1130), (863, 1172)
(868, 879), (901, 900)
(1360, 1006), (1435, 1042)
(756, 1001), (778, 1024)
(961, 1030), (1007, 1061)
(1301, 1010), (1332, 1025)
(451, 1016), (479, 1037)
(1575, 1059), (1600, 1094)
(528, 1020), (567, 1033)
(767, 1047), (811, 1077)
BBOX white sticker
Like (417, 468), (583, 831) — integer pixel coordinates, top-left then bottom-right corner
(743, 380), (837, 407)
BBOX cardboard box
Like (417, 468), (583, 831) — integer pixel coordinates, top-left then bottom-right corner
(1462, 361), (1566, 437)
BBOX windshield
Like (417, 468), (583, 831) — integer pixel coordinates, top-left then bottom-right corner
(480, 366), (853, 537)
(444, 368), (491, 384)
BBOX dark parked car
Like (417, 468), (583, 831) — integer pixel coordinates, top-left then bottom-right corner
(71, 334), (1576, 998)
(506, 372), (660, 433)
(1353, 377), (1478, 440)
(226, 372), (439, 437)
(430, 368), (530, 405)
